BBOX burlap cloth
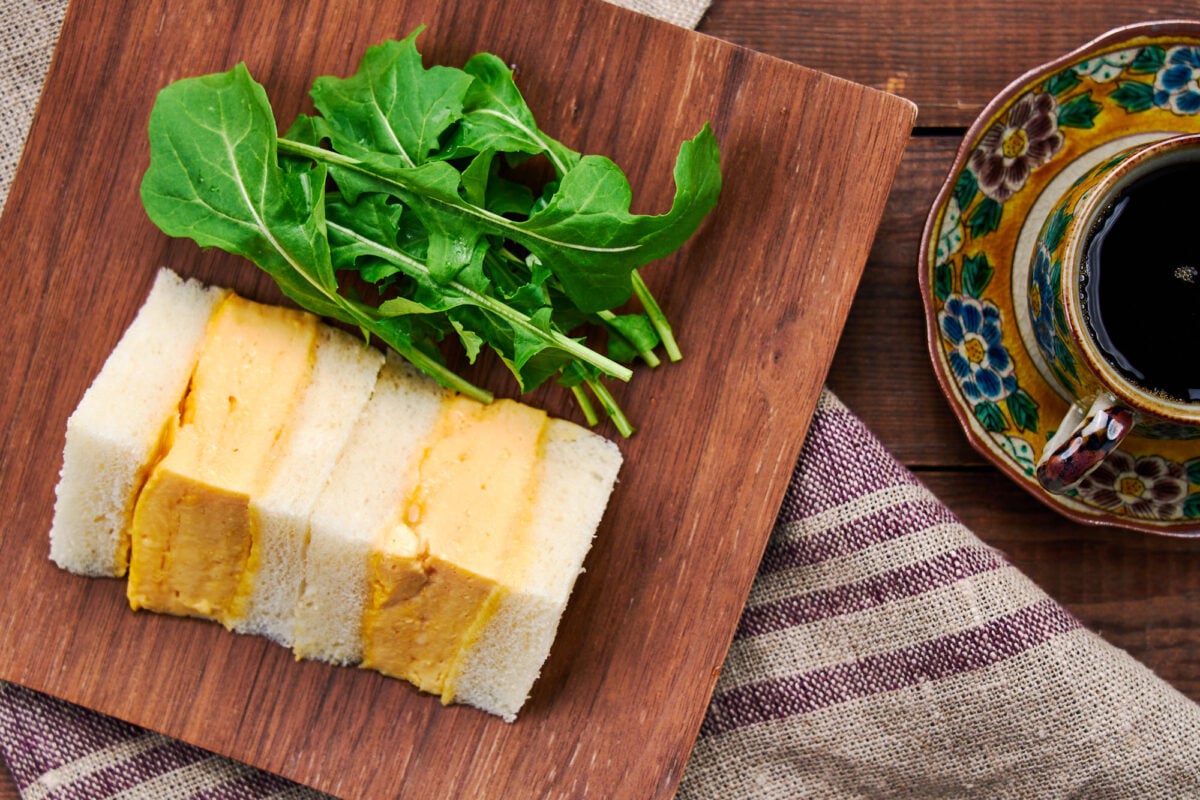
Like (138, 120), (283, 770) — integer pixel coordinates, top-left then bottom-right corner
(5, 1), (1200, 797)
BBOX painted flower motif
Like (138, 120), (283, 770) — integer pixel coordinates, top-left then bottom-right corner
(936, 196), (963, 265)
(1072, 48), (1138, 83)
(1028, 243), (1057, 349)
(939, 294), (1017, 402)
(1075, 451), (1189, 519)
(1154, 46), (1200, 114)
(968, 91), (1065, 202)
(1028, 242), (1077, 390)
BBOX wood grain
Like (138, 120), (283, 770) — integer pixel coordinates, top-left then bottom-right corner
(0, 0), (914, 797)
(825, 136), (983, 467)
(699, 0), (1200, 125)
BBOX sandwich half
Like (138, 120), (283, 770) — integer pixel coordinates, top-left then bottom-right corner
(296, 360), (624, 720)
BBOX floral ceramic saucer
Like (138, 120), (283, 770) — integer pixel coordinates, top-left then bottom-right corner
(919, 20), (1200, 535)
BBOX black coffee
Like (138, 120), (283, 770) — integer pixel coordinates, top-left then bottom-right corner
(1080, 161), (1200, 403)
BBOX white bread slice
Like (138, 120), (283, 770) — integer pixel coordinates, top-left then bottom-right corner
(450, 420), (622, 721)
(49, 268), (227, 577)
(232, 324), (385, 645)
(292, 355), (448, 665)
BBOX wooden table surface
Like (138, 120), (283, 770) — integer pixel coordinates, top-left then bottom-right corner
(4, 1), (1199, 797)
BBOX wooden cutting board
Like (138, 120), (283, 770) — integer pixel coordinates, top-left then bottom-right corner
(0, 0), (914, 796)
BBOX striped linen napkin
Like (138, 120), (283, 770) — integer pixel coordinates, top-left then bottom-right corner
(677, 390), (1200, 798)
(6, 1), (1200, 798)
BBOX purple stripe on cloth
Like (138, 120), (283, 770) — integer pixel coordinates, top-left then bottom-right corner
(0, 682), (327, 799)
(701, 598), (1082, 738)
(775, 402), (920, 525)
(759, 498), (960, 574)
(0, 682), (148, 787)
(191, 768), (317, 800)
(737, 544), (1010, 638)
(46, 739), (211, 800)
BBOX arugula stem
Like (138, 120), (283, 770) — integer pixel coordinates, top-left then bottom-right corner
(569, 384), (600, 426)
(585, 377), (635, 437)
(277, 137), (641, 257)
(326, 220), (634, 382)
(494, 246), (660, 368)
(596, 310), (661, 367)
(338, 303), (494, 403)
(537, 131), (572, 177)
(391, 341), (494, 403)
(630, 270), (681, 362)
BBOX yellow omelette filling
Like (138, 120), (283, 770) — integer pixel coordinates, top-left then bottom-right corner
(126, 294), (319, 627)
(113, 409), (187, 576)
(112, 291), (242, 579)
(361, 396), (546, 702)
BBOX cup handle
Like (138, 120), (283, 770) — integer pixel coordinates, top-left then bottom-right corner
(1035, 394), (1136, 494)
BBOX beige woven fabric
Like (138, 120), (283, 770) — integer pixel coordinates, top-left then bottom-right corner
(0, 0), (67, 216)
(677, 394), (1200, 799)
(607, 0), (710, 28)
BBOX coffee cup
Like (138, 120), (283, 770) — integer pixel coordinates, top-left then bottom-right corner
(1030, 132), (1200, 495)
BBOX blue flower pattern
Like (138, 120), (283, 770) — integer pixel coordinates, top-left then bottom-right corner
(939, 295), (1017, 403)
(1154, 46), (1200, 114)
(1029, 244), (1059, 355)
(1029, 242), (1079, 393)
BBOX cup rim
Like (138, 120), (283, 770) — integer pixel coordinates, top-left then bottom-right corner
(1059, 132), (1200, 423)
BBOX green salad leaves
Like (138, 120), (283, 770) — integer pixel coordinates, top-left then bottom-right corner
(140, 28), (721, 435)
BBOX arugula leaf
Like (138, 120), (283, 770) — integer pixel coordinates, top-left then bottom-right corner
(324, 191), (631, 389)
(139, 64), (341, 319)
(280, 130), (721, 312)
(455, 52), (581, 175)
(512, 126), (721, 312)
(139, 31), (722, 436)
(309, 29), (473, 168)
(603, 312), (661, 365)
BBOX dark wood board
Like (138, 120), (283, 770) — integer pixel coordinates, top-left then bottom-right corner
(826, 136), (984, 467)
(0, 0), (915, 797)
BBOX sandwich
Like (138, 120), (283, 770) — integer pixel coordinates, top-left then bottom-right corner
(49, 268), (623, 721)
